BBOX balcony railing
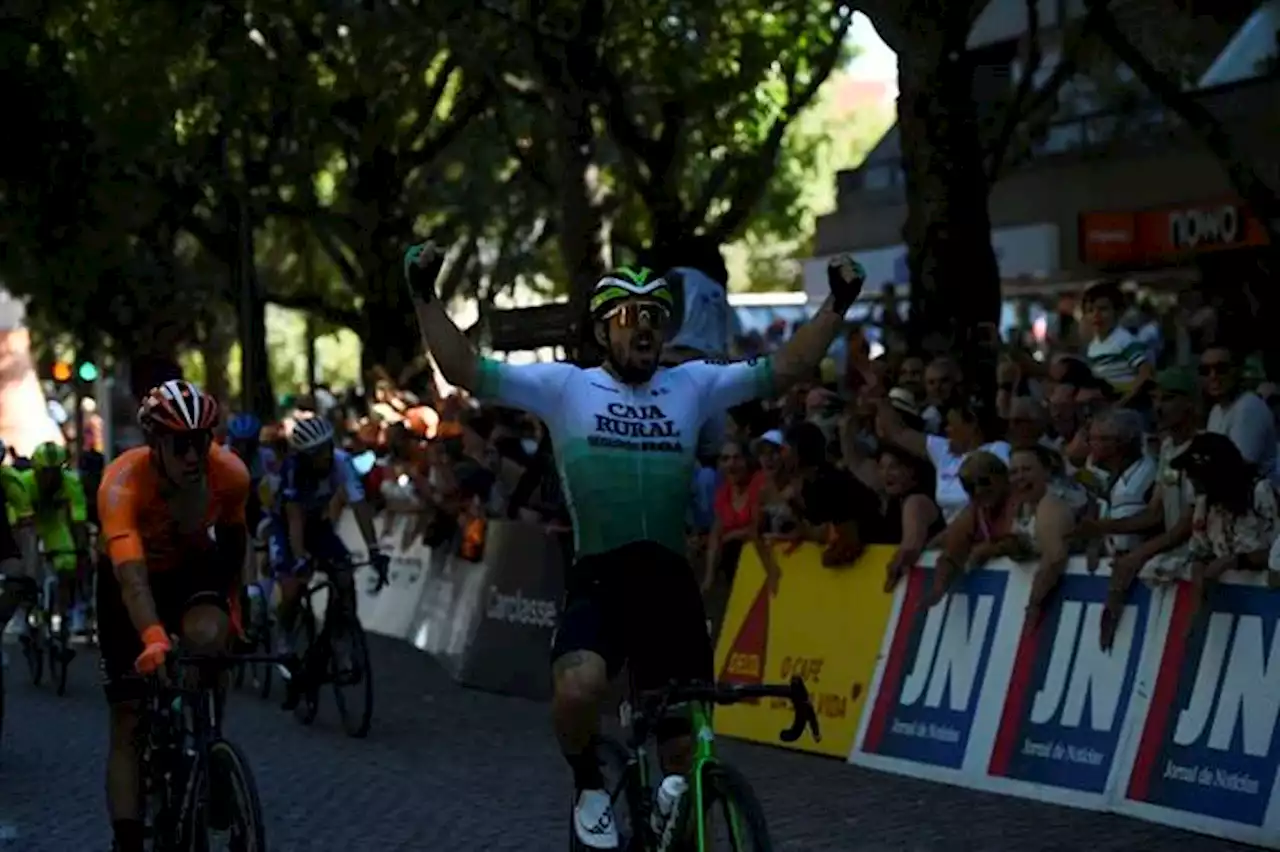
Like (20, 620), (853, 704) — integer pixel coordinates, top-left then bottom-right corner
(839, 72), (1279, 200)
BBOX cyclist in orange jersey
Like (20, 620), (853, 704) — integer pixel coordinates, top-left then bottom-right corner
(96, 380), (250, 852)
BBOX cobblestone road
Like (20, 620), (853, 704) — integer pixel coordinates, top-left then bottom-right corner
(0, 635), (1256, 851)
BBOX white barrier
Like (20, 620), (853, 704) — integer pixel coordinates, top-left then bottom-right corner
(851, 553), (1280, 849)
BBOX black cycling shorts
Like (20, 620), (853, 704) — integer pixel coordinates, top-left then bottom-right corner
(97, 545), (236, 705)
(551, 540), (712, 693)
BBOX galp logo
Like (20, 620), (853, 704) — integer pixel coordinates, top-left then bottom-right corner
(862, 567), (1006, 769)
(718, 586), (769, 704)
(989, 575), (1150, 793)
(1129, 583), (1280, 827)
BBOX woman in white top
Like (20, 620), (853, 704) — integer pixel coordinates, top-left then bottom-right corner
(874, 393), (1011, 524)
(1008, 445), (1077, 625)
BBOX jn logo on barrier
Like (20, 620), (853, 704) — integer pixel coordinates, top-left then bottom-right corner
(1129, 582), (1280, 827)
(990, 575), (1150, 793)
(862, 567), (1007, 768)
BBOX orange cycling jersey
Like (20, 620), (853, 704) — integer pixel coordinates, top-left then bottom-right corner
(98, 445), (251, 573)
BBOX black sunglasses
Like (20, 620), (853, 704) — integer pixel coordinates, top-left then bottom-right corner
(960, 474), (993, 493)
(168, 429), (212, 457)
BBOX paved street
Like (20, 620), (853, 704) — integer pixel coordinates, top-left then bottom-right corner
(0, 635), (1257, 851)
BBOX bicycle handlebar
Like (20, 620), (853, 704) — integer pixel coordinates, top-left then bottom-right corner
(162, 650), (293, 675)
(640, 676), (822, 744)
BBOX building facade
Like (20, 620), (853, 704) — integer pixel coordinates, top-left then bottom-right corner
(805, 0), (1278, 302)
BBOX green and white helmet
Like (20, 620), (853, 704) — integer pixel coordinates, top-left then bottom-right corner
(588, 266), (675, 318)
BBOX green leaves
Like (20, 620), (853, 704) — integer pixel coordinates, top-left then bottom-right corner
(7, 0), (865, 366)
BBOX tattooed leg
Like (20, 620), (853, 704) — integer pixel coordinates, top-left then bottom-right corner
(552, 649), (610, 789)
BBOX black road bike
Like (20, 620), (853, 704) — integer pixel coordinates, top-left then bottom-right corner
(287, 557), (381, 738)
(138, 650), (285, 851)
(234, 544), (275, 701)
(22, 549), (85, 696)
(580, 676), (821, 852)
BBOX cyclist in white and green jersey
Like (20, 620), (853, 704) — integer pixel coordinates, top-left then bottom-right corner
(404, 243), (865, 850)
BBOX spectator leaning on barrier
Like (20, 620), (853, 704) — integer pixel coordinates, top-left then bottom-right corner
(877, 444), (944, 592)
(931, 451), (1025, 606)
(1007, 445), (1077, 624)
(1077, 367), (1199, 589)
(1086, 407), (1157, 556)
(1201, 342), (1278, 486)
(1170, 432), (1280, 622)
(703, 440), (778, 596)
(782, 420), (879, 567)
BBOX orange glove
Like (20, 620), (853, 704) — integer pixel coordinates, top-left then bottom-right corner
(135, 625), (171, 675)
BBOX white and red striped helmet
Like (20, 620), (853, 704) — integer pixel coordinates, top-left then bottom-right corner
(137, 380), (220, 437)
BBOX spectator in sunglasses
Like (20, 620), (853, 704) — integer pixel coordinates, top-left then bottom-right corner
(1201, 344), (1277, 486)
(931, 452), (1025, 605)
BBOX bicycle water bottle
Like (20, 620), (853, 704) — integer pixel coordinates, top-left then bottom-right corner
(246, 584), (265, 631)
(649, 774), (688, 837)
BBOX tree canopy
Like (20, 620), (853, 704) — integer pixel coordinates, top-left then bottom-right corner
(2, 0), (866, 403)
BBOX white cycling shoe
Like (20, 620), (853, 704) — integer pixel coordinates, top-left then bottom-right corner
(573, 789), (620, 849)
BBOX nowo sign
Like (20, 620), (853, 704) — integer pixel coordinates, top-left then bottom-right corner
(1080, 198), (1269, 265)
(1169, 205), (1242, 250)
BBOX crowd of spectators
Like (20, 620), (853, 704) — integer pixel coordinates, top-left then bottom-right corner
(201, 276), (1280, 648)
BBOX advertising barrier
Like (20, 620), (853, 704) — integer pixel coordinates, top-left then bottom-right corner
(713, 543), (896, 758)
(337, 510), (560, 701)
(846, 553), (1280, 849)
(453, 521), (565, 700)
(1115, 570), (1280, 847)
(341, 502), (1280, 848)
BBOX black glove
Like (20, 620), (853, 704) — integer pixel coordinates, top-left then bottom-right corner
(403, 242), (445, 303)
(827, 255), (867, 315)
(369, 547), (390, 592)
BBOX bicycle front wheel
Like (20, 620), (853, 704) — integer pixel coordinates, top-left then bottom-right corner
(329, 616), (373, 738)
(50, 615), (71, 697)
(687, 763), (773, 852)
(204, 739), (268, 852)
(23, 622), (43, 687)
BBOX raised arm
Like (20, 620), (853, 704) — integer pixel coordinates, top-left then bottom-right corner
(772, 257), (866, 392)
(404, 242), (480, 390)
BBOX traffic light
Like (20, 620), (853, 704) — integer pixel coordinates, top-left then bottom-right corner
(51, 361), (72, 383)
(77, 361), (99, 382)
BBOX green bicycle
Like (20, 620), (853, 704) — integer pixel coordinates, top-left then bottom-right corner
(584, 675), (820, 852)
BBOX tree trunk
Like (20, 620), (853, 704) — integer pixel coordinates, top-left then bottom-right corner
(356, 250), (422, 390)
(199, 308), (235, 406)
(235, 201), (274, 420)
(553, 88), (610, 364)
(897, 31), (1003, 412)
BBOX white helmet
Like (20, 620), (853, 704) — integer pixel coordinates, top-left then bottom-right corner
(288, 417), (335, 453)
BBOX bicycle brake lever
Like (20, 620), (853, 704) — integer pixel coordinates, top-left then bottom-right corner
(778, 675), (822, 743)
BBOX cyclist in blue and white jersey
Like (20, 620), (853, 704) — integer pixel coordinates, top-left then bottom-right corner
(404, 241), (865, 849)
(268, 417), (388, 702)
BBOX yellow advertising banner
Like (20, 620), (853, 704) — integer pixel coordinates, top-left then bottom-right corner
(713, 543), (897, 758)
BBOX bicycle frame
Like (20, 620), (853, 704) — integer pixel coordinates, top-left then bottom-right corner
(615, 700), (733, 852)
(615, 676), (819, 852)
